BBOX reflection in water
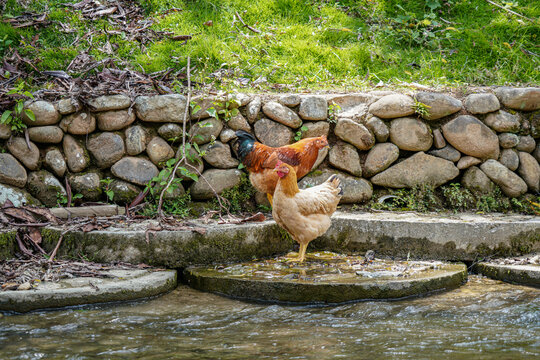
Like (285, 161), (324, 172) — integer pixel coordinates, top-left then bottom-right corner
(0, 276), (538, 359)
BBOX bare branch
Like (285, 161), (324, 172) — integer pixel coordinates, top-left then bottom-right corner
(235, 11), (261, 33)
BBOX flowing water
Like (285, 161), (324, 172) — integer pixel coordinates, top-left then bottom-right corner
(1, 276), (538, 359)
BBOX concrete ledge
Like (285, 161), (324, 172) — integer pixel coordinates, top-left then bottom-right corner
(2, 212), (538, 266)
(0, 269), (177, 313)
(474, 262), (540, 288)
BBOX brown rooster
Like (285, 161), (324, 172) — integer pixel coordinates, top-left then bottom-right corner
(272, 161), (342, 262)
(234, 130), (328, 205)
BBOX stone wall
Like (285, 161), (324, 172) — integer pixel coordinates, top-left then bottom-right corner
(0, 87), (539, 208)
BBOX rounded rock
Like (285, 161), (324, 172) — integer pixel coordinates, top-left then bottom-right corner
(516, 135), (536, 153)
(456, 156), (481, 170)
(27, 126), (64, 144)
(22, 100), (60, 126)
(0, 153), (27, 188)
(363, 143), (400, 178)
(517, 152), (540, 193)
(329, 142), (362, 177)
(125, 126), (147, 156)
(432, 128), (446, 149)
(190, 117), (223, 145)
(87, 132), (126, 169)
(499, 149), (520, 171)
(97, 109), (136, 131)
(201, 141), (239, 169)
(494, 87), (540, 111)
(441, 115), (499, 160)
(158, 123), (183, 140)
(498, 133), (520, 149)
(480, 159), (528, 198)
(69, 172), (102, 201)
(246, 96), (262, 123)
(262, 101), (302, 128)
(334, 118), (375, 150)
(302, 121), (330, 139)
(44, 148), (66, 178)
(463, 93), (500, 114)
(189, 169), (242, 200)
(484, 110), (520, 133)
(59, 112), (96, 135)
(429, 145), (461, 163)
(26, 170), (66, 207)
(111, 157), (159, 186)
(389, 117), (433, 151)
(414, 92), (462, 120)
(109, 180), (142, 204)
(365, 116), (389, 143)
(227, 113), (251, 132)
(298, 96), (328, 121)
(87, 94), (131, 112)
(146, 137), (174, 166)
(368, 94), (415, 119)
(462, 166), (496, 195)
(254, 118), (294, 147)
(219, 129), (236, 143)
(7, 137), (40, 170)
(0, 123), (12, 139)
(0, 183), (40, 207)
(57, 98), (82, 115)
(299, 169), (372, 204)
(279, 94), (301, 107)
(135, 94), (188, 123)
(63, 135), (89, 173)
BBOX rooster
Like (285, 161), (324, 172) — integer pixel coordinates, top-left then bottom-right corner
(234, 130), (328, 205)
(272, 161), (342, 262)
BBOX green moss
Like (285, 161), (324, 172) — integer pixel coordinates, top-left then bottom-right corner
(0, 231), (17, 260)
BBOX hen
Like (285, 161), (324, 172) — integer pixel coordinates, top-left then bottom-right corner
(272, 161), (342, 262)
(234, 130), (328, 205)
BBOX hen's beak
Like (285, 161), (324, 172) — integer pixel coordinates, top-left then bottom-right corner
(324, 145), (330, 150)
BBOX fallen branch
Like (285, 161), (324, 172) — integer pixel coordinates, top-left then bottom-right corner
(485, 0), (535, 22)
(235, 11), (261, 33)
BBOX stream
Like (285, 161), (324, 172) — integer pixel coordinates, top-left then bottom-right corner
(1, 275), (538, 359)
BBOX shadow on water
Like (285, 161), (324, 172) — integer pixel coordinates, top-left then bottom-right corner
(0, 276), (539, 359)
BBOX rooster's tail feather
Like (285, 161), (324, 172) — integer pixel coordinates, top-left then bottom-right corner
(327, 174), (342, 195)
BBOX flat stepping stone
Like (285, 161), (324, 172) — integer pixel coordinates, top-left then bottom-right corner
(0, 269), (177, 313)
(184, 252), (467, 304)
(475, 262), (540, 288)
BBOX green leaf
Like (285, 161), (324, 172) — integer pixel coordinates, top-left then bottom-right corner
(24, 109), (36, 122)
(300, 125), (308, 131)
(187, 173), (198, 182)
(23, 91), (34, 99)
(238, 163), (245, 169)
(166, 158), (176, 167)
(15, 101), (23, 114)
(193, 142), (200, 153)
(231, 108), (239, 116)
(0, 110), (12, 124)
(206, 107), (217, 119)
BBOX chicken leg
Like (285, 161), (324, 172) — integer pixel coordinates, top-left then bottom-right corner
(298, 242), (308, 263)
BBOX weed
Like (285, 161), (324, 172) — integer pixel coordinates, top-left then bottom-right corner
(412, 100), (431, 118)
(327, 103), (341, 124)
(100, 178), (114, 203)
(1, 82), (35, 133)
(57, 191), (83, 207)
(475, 188), (511, 213)
(215, 172), (256, 214)
(294, 125), (309, 141)
(441, 183), (475, 212)
(139, 192), (192, 218)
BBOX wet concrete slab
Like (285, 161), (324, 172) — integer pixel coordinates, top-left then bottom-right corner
(0, 269), (177, 313)
(475, 262), (540, 288)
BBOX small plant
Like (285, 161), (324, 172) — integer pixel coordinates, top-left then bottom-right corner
(413, 100), (431, 118)
(1, 82), (35, 133)
(0, 35), (13, 55)
(328, 103), (341, 124)
(475, 188), (511, 213)
(441, 183), (475, 212)
(294, 125), (309, 141)
(100, 178), (114, 203)
(206, 98), (240, 122)
(215, 173), (256, 213)
(57, 191), (83, 207)
(139, 192), (192, 218)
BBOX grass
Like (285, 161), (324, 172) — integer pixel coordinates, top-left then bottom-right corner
(0, 0), (538, 92)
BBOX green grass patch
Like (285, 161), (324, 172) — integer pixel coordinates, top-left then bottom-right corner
(0, 0), (538, 91)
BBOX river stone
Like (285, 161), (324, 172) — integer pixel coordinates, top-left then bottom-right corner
(153, 181), (185, 200)
(87, 132), (125, 169)
(0, 153), (27, 187)
(190, 95), (224, 120)
(415, 92), (462, 120)
(298, 169), (372, 204)
(429, 145), (461, 162)
(279, 94), (301, 107)
(456, 156), (481, 170)
(368, 94), (415, 119)
(338, 104), (369, 122)
(175, 147), (204, 181)
(364, 116), (389, 143)
(298, 96), (327, 121)
(464, 93), (500, 114)
(326, 93), (378, 111)
(480, 159), (527, 198)
(57, 98), (82, 115)
(498, 133), (520, 148)
(499, 149), (519, 171)
(389, 117), (433, 151)
(44, 148), (66, 177)
(157, 123), (182, 140)
(190, 117), (223, 145)
(220, 129), (236, 143)
(494, 87), (540, 111)
(109, 180), (141, 204)
(59, 112), (96, 135)
(363, 143), (400, 178)
(147, 137), (174, 166)
(201, 141), (239, 169)
(254, 118), (294, 147)
(125, 126), (147, 155)
(462, 166), (496, 195)
(484, 110), (520, 133)
(26, 170), (66, 207)
(518, 152), (540, 193)
(135, 94), (187, 123)
(516, 135), (536, 153)
(329, 142), (362, 176)
(22, 101), (60, 126)
(189, 169), (242, 200)
(7, 137), (40, 170)
(87, 95), (131, 111)
(371, 152), (459, 188)
(441, 115), (499, 160)
(69, 172), (102, 201)
(27, 126), (63, 144)
(302, 121), (330, 139)
(262, 101), (302, 128)
(229, 93), (250, 107)
(0, 184), (40, 207)
(534, 144), (540, 163)
(227, 113), (250, 132)
(63, 136), (88, 173)
(334, 118), (375, 150)
(111, 157), (159, 186)
(246, 96), (262, 123)
(433, 129), (446, 149)
(96, 109), (136, 131)
(0, 123), (11, 139)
